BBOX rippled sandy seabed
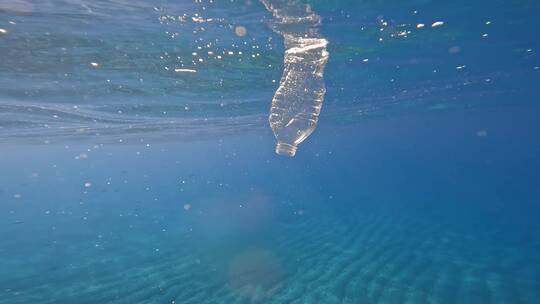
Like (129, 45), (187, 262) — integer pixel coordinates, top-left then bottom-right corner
(1, 0), (540, 303)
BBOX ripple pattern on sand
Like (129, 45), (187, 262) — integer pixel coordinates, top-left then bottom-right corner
(2, 207), (539, 304)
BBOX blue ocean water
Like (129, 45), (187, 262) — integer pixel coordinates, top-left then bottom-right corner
(1, 0), (540, 303)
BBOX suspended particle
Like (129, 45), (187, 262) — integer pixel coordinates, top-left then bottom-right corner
(234, 25), (247, 37)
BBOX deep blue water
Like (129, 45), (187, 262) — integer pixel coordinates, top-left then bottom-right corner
(1, 0), (540, 303)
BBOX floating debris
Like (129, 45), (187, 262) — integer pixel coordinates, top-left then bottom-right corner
(90, 62), (99, 67)
(0, 28), (7, 34)
(432, 21), (445, 28)
(192, 16), (213, 23)
(416, 23), (425, 29)
(174, 68), (197, 73)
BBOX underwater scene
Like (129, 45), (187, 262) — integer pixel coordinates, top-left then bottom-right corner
(1, 0), (540, 303)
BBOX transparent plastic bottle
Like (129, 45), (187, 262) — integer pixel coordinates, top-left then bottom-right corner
(269, 36), (329, 157)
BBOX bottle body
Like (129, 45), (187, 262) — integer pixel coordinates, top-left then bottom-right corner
(269, 36), (329, 157)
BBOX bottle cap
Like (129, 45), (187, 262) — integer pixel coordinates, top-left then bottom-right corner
(275, 143), (297, 157)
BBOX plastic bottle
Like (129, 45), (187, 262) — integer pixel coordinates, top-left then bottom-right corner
(269, 36), (329, 157)
(261, 0), (329, 157)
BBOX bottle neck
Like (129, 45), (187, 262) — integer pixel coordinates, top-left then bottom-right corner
(275, 143), (297, 157)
